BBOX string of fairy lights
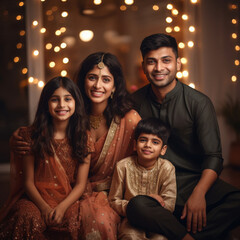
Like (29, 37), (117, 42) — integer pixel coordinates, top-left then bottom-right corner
(230, 2), (240, 83)
(14, 0), (238, 89)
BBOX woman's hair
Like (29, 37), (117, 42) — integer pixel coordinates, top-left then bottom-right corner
(31, 76), (89, 163)
(75, 52), (133, 126)
(134, 117), (171, 145)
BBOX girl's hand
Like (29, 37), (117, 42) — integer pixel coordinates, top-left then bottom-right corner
(148, 194), (165, 207)
(10, 127), (30, 155)
(41, 205), (53, 226)
(49, 204), (67, 225)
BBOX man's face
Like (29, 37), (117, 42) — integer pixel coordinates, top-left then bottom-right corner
(142, 47), (181, 90)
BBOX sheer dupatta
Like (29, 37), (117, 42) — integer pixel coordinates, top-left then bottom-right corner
(0, 143), (72, 223)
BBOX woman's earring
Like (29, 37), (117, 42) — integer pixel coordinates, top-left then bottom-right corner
(111, 91), (114, 99)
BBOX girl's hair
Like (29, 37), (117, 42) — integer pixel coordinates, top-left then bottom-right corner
(31, 76), (89, 163)
(134, 117), (171, 145)
(75, 52), (133, 126)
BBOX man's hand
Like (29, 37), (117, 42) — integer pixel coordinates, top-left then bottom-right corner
(181, 188), (206, 234)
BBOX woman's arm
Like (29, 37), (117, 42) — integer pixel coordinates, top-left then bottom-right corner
(10, 127), (30, 155)
(50, 154), (91, 225)
(23, 154), (53, 225)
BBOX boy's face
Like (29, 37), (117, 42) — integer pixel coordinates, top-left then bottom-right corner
(135, 133), (167, 163)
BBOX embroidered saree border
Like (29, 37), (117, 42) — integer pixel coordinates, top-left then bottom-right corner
(91, 118), (119, 191)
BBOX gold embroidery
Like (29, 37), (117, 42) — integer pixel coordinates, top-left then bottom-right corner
(93, 179), (111, 192)
(91, 117), (120, 175)
(86, 229), (102, 240)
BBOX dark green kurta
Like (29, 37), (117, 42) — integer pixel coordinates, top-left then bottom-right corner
(132, 80), (239, 206)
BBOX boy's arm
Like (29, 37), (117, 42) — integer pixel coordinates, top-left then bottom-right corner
(108, 164), (128, 217)
(158, 163), (177, 213)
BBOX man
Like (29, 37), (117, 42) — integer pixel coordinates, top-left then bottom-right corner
(127, 33), (240, 240)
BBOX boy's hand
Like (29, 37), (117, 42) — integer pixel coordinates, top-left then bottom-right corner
(148, 194), (165, 207)
(10, 127), (30, 155)
(181, 189), (207, 234)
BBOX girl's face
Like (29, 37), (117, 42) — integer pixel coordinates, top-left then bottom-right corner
(84, 65), (115, 108)
(48, 86), (75, 123)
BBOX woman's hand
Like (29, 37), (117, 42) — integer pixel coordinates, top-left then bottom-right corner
(10, 127), (30, 155)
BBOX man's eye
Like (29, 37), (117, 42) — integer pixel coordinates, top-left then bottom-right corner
(147, 60), (155, 64)
(163, 59), (170, 63)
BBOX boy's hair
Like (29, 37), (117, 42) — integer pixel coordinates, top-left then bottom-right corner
(140, 33), (178, 59)
(134, 118), (170, 145)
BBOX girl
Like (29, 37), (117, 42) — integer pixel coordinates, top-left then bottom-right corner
(0, 77), (93, 239)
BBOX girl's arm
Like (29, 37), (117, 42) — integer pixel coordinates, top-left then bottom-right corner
(23, 154), (53, 225)
(50, 154), (91, 225)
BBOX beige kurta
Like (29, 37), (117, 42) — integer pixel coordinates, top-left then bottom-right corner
(109, 155), (176, 240)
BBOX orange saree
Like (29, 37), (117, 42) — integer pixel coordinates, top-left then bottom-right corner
(80, 109), (141, 239)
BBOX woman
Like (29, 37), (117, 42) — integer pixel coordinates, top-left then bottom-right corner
(8, 52), (141, 239)
(75, 52), (141, 239)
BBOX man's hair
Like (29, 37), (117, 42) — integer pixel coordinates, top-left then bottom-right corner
(134, 118), (171, 145)
(140, 33), (178, 59)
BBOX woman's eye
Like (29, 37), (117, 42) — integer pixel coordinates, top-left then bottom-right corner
(103, 78), (110, 83)
(65, 97), (72, 101)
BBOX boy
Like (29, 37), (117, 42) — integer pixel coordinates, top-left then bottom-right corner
(109, 117), (176, 240)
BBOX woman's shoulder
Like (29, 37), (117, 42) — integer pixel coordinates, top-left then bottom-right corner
(123, 109), (141, 124)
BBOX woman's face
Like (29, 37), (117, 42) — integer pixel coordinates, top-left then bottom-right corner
(84, 65), (115, 107)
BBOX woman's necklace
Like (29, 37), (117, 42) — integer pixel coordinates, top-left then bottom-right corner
(89, 114), (103, 129)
